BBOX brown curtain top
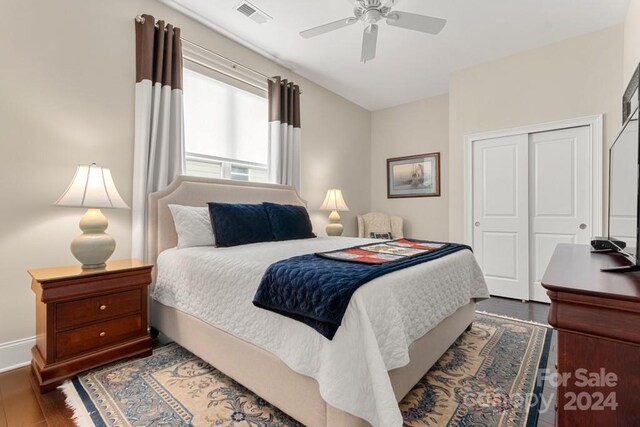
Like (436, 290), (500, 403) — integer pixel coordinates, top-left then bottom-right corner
(268, 76), (301, 128)
(135, 14), (183, 90)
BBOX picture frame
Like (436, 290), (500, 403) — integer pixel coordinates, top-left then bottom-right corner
(387, 152), (441, 198)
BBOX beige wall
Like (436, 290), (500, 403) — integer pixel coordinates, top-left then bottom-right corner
(624, 0), (640, 83)
(448, 25), (624, 241)
(0, 0), (371, 345)
(370, 95), (449, 240)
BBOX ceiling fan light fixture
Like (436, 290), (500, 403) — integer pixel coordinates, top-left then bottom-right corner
(363, 9), (382, 24)
(300, 0), (447, 62)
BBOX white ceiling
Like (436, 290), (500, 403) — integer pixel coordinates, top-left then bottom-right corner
(163, 0), (630, 110)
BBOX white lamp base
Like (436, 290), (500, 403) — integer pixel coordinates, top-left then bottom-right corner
(70, 208), (116, 269)
(325, 210), (344, 237)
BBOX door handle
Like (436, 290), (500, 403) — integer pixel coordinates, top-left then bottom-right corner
(579, 223), (587, 230)
(475, 221), (481, 227)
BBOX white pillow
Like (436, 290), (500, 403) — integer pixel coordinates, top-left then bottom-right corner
(168, 204), (216, 248)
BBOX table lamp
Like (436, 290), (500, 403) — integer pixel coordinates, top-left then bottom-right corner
(55, 163), (129, 268)
(320, 189), (350, 236)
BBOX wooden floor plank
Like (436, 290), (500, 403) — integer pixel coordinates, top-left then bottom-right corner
(0, 388), (8, 427)
(29, 372), (75, 427)
(0, 367), (45, 426)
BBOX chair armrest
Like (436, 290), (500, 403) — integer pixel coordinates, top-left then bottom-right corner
(357, 215), (365, 238)
(390, 216), (404, 239)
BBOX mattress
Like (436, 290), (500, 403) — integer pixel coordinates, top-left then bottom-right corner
(152, 236), (489, 427)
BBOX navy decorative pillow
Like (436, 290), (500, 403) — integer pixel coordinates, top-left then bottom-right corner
(263, 202), (316, 241)
(207, 203), (274, 247)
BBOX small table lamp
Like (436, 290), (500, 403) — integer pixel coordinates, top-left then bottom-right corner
(55, 163), (129, 268)
(320, 189), (350, 236)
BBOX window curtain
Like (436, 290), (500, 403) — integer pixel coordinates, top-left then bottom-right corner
(132, 14), (185, 261)
(268, 77), (301, 192)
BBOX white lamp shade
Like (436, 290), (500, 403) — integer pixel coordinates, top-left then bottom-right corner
(55, 164), (129, 209)
(320, 189), (349, 211)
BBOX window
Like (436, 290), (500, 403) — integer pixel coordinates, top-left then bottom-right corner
(183, 68), (269, 182)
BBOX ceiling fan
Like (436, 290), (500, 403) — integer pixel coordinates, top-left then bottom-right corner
(299, 0), (447, 63)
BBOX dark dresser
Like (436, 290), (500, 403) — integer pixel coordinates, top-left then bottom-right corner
(542, 243), (640, 426)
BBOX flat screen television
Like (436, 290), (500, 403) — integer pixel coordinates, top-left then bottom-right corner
(606, 104), (640, 271)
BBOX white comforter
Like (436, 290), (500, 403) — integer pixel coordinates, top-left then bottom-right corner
(152, 237), (489, 426)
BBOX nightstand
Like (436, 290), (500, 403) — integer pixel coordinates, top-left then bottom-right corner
(29, 259), (153, 393)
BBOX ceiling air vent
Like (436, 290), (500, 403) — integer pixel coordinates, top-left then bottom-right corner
(234, 1), (272, 24)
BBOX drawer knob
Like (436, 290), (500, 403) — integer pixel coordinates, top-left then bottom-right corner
(99, 331), (106, 337)
(99, 304), (107, 311)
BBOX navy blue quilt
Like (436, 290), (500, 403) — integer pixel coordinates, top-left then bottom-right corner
(252, 240), (471, 340)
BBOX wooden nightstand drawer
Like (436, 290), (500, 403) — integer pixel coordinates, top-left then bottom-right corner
(56, 314), (144, 360)
(56, 289), (142, 330)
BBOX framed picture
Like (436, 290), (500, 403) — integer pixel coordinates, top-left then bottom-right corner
(387, 152), (441, 198)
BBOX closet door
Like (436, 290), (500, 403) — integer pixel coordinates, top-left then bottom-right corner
(529, 126), (591, 302)
(473, 135), (530, 300)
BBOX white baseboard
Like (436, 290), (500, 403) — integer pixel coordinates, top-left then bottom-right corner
(0, 336), (35, 373)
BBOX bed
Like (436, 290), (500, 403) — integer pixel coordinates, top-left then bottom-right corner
(147, 176), (489, 427)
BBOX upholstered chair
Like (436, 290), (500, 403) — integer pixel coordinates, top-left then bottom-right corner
(357, 212), (404, 239)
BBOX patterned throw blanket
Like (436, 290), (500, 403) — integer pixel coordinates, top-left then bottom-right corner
(318, 239), (450, 264)
(253, 239), (471, 339)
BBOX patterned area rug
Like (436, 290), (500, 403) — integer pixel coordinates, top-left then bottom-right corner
(61, 313), (551, 427)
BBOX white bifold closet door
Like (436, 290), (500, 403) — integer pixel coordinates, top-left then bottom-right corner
(473, 126), (591, 302)
(528, 127), (591, 302)
(473, 134), (530, 300)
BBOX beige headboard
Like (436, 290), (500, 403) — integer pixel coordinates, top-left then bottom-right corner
(147, 175), (306, 267)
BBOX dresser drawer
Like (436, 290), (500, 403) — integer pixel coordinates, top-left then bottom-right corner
(56, 314), (143, 360)
(56, 289), (142, 330)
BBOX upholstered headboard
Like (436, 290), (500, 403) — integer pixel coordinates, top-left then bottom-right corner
(147, 175), (306, 267)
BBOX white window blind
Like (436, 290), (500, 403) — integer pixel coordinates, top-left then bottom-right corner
(183, 67), (269, 182)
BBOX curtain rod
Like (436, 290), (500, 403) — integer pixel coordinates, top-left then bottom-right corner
(135, 15), (302, 94)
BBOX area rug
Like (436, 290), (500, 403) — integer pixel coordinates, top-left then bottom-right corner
(61, 313), (551, 427)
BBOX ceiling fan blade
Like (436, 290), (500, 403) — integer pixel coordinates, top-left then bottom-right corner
(386, 11), (446, 34)
(361, 24), (379, 63)
(300, 17), (358, 39)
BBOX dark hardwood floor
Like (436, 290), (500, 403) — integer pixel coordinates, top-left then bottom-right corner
(0, 365), (72, 426)
(0, 297), (555, 426)
(477, 295), (552, 324)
